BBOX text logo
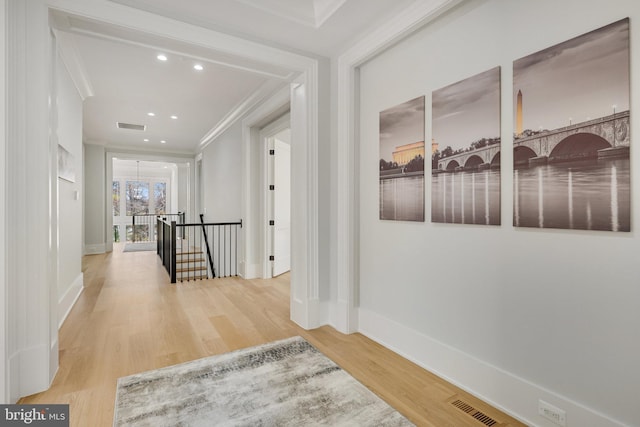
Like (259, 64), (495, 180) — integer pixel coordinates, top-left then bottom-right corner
(1, 405), (68, 427)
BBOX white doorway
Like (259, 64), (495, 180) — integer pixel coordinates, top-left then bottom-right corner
(271, 129), (291, 276)
(259, 112), (291, 279)
(111, 159), (175, 244)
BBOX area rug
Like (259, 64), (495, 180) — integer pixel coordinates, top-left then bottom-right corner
(123, 242), (156, 252)
(113, 336), (413, 426)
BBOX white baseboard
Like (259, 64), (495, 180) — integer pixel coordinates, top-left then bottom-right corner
(8, 344), (50, 403)
(291, 298), (328, 330)
(8, 351), (20, 403)
(84, 243), (105, 255)
(358, 307), (626, 427)
(240, 262), (261, 279)
(58, 273), (84, 328)
(328, 300), (359, 334)
(49, 339), (58, 387)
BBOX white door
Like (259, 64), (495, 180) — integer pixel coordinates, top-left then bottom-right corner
(273, 137), (291, 276)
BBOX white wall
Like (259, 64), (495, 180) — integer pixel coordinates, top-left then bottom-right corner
(83, 144), (106, 254)
(201, 121), (243, 222)
(56, 51), (84, 327)
(177, 163), (192, 222)
(6, 0), (56, 401)
(316, 57), (331, 300)
(0, 0), (7, 405)
(357, 1), (639, 426)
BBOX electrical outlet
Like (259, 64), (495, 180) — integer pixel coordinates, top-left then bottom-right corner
(538, 399), (566, 426)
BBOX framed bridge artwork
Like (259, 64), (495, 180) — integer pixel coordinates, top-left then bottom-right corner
(379, 96), (425, 222)
(431, 67), (501, 225)
(513, 18), (630, 232)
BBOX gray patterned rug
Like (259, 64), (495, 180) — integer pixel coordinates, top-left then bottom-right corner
(114, 336), (413, 426)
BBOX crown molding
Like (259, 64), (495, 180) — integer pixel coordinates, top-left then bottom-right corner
(53, 29), (94, 100)
(313, 0), (348, 28)
(48, 0), (317, 72)
(198, 79), (288, 151)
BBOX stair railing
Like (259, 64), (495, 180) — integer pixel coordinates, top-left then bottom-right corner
(133, 212), (184, 242)
(157, 216), (242, 283)
(200, 214), (216, 278)
(157, 217), (177, 283)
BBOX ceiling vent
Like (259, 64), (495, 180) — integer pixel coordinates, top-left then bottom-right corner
(116, 122), (146, 131)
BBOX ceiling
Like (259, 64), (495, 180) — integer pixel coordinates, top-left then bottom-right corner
(53, 0), (415, 154)
(108, 0), (415, 55)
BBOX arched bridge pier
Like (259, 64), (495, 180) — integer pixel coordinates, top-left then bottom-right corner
(514, 111), (629, 166)
(436, 144), (501, 173)
(436, 111), (629, 172)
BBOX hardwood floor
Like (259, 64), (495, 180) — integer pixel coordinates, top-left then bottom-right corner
(20, 245), (526, 427)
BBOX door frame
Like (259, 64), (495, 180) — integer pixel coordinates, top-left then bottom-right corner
(259, 113), (290, 279)
(105, 152), (195, 253)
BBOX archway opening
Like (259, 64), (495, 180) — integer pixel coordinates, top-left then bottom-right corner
(514, 146), (537, 167)
(464, 155), (483, 170)
(445, 160), (460, 171)
(549, 133), (610, 163)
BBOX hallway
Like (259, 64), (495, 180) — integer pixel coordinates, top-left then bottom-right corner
(20, 247), (524, 427)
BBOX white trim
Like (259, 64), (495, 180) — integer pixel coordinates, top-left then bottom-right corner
(359, 308), (628, 427)
(89, 142), (194, 156)
(199, 80), (287, 151)
(288, 73), (321, 328)
(232, 0), (346, 29)
(0, 0), (7, 405)
(8, 344), (49, 404)
(240, 74), (322, 329)
(48, 26), (60, 387)
(53, 29), (94, 100)
(259, 114), (291, 279)
(84, 243), (106, 255)
(46, 0), (315, 72)
(58, 274), (84, 329)
(240, 262), (261, 279)
(333, 0), (463, 333)
(313, 0), (349, 28)
(5, 0), (57, 401)
(241, 87), (290, 281)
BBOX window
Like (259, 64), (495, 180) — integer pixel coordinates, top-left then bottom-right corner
(112, 181), (120, 216)
(154, 182), (167, 214)
(126, 224), (149, 242)
(126, 181), (149, 215)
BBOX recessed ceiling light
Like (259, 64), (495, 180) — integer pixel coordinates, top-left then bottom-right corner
(170, 115), (178, 120)
(143, 138), (149, 142)
(194, 64), (204, 71)
(147, 112), (155, 117)
(160, 140), (166, 144)
(157, 54), (168, 61)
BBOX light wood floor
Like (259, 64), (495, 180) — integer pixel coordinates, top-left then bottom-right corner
(20, 245), (526, 427)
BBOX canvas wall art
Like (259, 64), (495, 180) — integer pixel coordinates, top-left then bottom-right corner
(379, 96), (425, 222)
(513, 18), (630, 231)
(431, 67), (501, 225)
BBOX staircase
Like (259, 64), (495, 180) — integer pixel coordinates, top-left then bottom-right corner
(157, 217), (241, 284)
(175, 240), (208, 281)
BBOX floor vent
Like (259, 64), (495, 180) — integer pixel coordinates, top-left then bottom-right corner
(451, 399), (500, 426)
